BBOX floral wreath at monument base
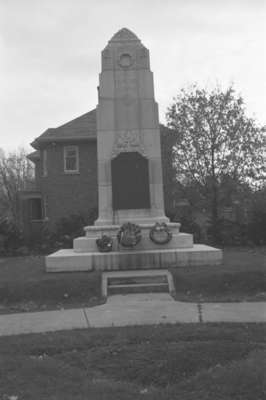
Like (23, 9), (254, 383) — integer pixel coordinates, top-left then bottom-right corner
(96, 235), (113, 252)
(149, 222), (172, 245)
(117, 222), (142, 248)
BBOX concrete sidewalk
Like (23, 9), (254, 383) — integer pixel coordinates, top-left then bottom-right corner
(0, 293), (266, 337)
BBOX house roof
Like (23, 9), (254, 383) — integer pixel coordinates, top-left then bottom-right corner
(31, 108), (97, 149)
(30, 107), (171, 151)
(27, 150), (40, 161)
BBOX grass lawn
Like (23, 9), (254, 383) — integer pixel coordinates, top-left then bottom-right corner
(0, 246), (265, 313)
(0, 256), (103, 314)
(0, 323), (266, 399)
(171, 246), (266, 302)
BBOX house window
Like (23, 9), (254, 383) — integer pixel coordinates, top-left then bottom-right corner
(42, 149), (48, 177)
(64, 146), (79, 173)
(30, 198), (43, 220)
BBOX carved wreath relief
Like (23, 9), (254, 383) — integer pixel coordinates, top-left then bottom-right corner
(118, 53), (133, 68)
(112, 130), (145, 157)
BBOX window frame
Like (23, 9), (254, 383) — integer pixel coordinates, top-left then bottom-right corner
(63, 145), (79, 174)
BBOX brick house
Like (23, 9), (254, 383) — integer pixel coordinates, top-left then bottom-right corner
(21, 108), (172, 236)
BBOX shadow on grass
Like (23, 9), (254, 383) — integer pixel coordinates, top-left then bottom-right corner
(0, 324), (266, 400)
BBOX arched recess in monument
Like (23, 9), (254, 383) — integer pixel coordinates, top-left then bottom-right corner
(111, 152), (150, 210)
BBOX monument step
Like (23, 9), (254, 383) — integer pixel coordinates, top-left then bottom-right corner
(102, 269), (175, 297)
(108, 283), (169, 295)
(108, 275), (168, 285)
(109, 282), (168, 288)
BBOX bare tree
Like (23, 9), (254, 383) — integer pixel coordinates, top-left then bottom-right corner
(0, 148), (34, 225)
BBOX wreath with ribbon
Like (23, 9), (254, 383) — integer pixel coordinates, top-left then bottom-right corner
(117, 222), (142, 248)
(149, 222), (172, 245)
(96, 235), (113, 252)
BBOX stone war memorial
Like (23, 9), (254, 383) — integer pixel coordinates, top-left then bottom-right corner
(46, 28), (222, 273)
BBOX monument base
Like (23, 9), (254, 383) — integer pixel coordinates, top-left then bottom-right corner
(46, 244), (222, 272)
(73, 222), (193, 253)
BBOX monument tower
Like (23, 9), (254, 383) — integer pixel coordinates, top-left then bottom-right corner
(96, 28), (168, 226)
(46, 28), (222, 272)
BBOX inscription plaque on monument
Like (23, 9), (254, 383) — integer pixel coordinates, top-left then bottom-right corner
(111, 152), (150, 210)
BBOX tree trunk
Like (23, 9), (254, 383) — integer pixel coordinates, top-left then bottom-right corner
(211, 145), (219, 244)
(211, 181), (219, 243)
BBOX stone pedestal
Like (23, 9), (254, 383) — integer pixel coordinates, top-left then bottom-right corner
(73, 222), (192, 253)
(46, 220), (222, 272)
(46, 245), (223, 272)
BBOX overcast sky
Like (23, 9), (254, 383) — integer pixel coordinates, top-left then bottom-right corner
(1, 0), (265, 152)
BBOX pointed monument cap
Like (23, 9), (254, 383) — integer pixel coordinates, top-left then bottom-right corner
(109, 28), (140, 43)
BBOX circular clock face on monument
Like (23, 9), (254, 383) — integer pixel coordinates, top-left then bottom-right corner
(119, 53), (133, 68)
